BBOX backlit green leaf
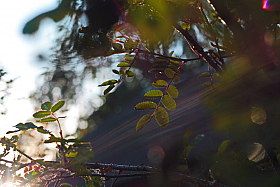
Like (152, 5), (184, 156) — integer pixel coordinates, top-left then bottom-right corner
(167, 85), (178, 98)
(117, 62), (130, 67)
(144, 90), (163, 99)
(154, 107), (169, 128)
(165, 68), (174, 78)
(198, 72), (211, 78)
(33, 111), (51, 118)
(125, 56), (134, 61)
(126, 70), (135, 77)
(41, 117), (56, 123)
(68, 151), (78, 158)
(41, 102), (52, 111)
(98, 79), (118, 86)
(135, 101), (157, 110)
(136, 114), (153, 132)
(51, 100), (65, 113)
(169, 51), (174, 56)
(162, 95), (176, 111)
(173, 75), (180, 83)
(152, 80), (167, 88)
(181, 22), (190, 30)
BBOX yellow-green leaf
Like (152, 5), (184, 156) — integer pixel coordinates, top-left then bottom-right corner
(126, 70), (135, 77)
(173, 75), (180, 83)
(135, 101), (157, 110)
(198, 72), (211, 78)
(167, 85), (178, 98)
(98, 79), (118, 86)
(136, 114), (153, 132)
(181, 22), (190, 30)
(169, 51), (174, 57)
(41, 117), (56, 123)
(125, 56), (134, 61)
(162, 95), (176, 111)
(152, 80), (167, 88)
(212, 73), (221, 78)
(165, 68), (174, 78)
(117, 62), (130, 67)
(33, 111), (51, 118)
(51, 100), (65, 113)
(144, 90), (163, 99)
(154, 107), (169, 128)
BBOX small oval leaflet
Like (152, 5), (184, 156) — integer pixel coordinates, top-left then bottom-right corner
(167, 85), (178, 98)
(125, 56), (134, 61)
(198, 72), (211, 78)
(154, 107), (169, 128)
(217, 140), (231, 153)
(203, 82), (212, 88)
(112, 69), (119, 74)
(41, 102), (52, 111)
(135, 101), (157, 110)
(144, 90), (163, 99)
(165, 68), (174, 78)
(126, 70), (135, 77)
(41, 117), (56, 123)
(173, 75), (180, 83)
(152, 80), (167, 88)
(99, 79), (118, 86)
(33, 111), (51, 119)
(104, 85), (114, 95)
(162, 95), (176, 111)
(136, 114), (153, 132)
(117, 62), (130, 67)
(51, 100), (65, 113)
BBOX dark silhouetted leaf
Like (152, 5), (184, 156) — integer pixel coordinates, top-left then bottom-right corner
(112, 43), (123, 51)
(112, 69), (119, 74)
(104, 85), (114, 95)
(173, 75), (180, 83)
(144, 90), (163, 99)
(167, 85), (178, 98)
(169, 50), (174, 56)
(117, 62), (130, 67)
(33, 111), (51, 118)
(152, 80), (167, 88)
(135, 101), (157, 110)
(14, 122), (37, 130)
(136, 114), (153, 132)
(45, 135), (65, 143)
(165, 68), (174, 78)
(41, 102), (52, 111)
(37, 127), (51, 134)
(190, 134), (205, 145)
(99, 79), (118, 86)
(198, 72), (211, 78)
(41, 117), (56, 123)
(126, 70), (135, 77)
(51, 100), (65, 113)
(183, 126), (194, 145)
(162, 95), (176, 111)
(154, 107), (169, 128)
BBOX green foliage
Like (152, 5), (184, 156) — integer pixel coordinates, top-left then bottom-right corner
(136, 114), (153, 132)
(162, 95), (176, 111)
(135, 101), (157, 110)
(144, 90), (163, 99)
(154, 107), (169, 128)
(167, 85), (178, 98)
(152, 80), (168, 88)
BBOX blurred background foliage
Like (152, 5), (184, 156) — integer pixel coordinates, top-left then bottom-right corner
(20, 0), (280, 186)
